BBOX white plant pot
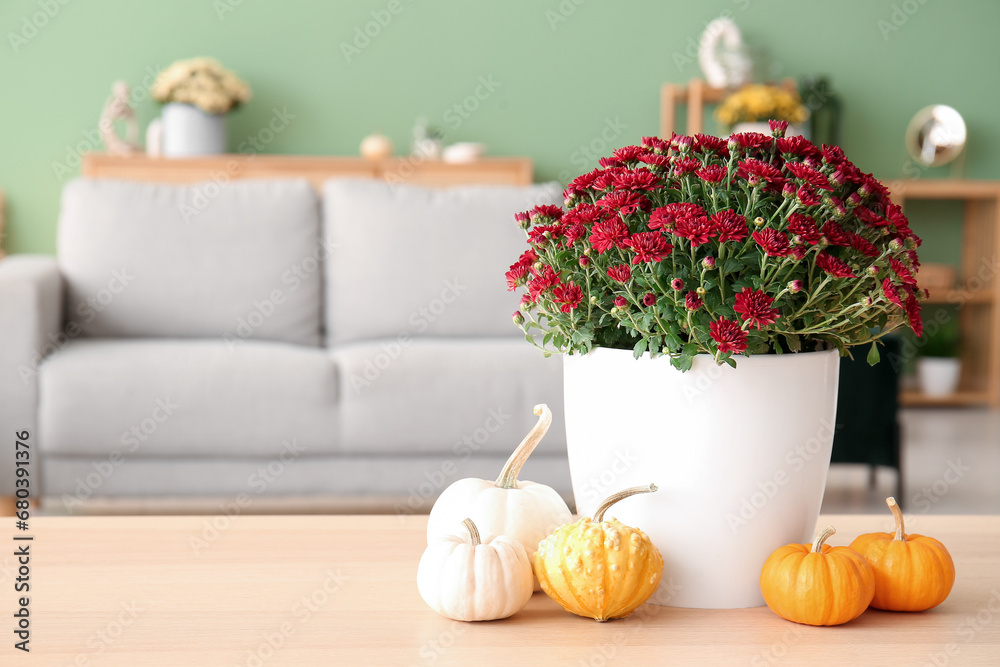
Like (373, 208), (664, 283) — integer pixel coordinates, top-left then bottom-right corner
(731, 121), (809, 140)
(917, 357), (961, 397)
(563, 347), (840, 609)
(161, 102), (227, 157)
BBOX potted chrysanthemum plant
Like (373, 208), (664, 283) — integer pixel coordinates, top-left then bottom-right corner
(506, 121), (923, 609)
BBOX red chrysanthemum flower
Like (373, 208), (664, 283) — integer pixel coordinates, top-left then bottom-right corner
(588, 219), (630, 253)
(711, 210), (748, 243)
(752, 228), (792, 257)
(796, 185), (822, 207)
(606, 264), (632, 283)
(642, 292), (657, 307)
(613, 145), (649, 162)
(820, 221), (851, 246)
(596, 190), (648, 215)
(768, 119), (789, 135)
(598, 156), (622, 169)
(890, 258), (917, 285)
(685, 291), (703, 311)
(563, 223), (588, 245)
(787, 213), (821, 245)
(710, 318), (748, 354)
(848, 232), (879, 258)
(785, 162), (833, 192)
(552, 282), (584, 313)
(695, 165), (728, 183)
(611, 168), (662, 191)
(882, 278), (903, 308)
(527, 224), (564, 246)
(729, 132), (773, 151)
(624, 232), (673, 264)
(527, 265), (560, 300)
(694, 133), (730, 155)
(592, 168), (627, 191)
(641, 136), (671, 153)
(562, 203), (609, 227)
(815, 251), (856, 278)
(672, 157), (703, 176)
(737, 159), (785, 188)
(613, 295), (628, 308)
(564, 169), (603, 199)
(855, 205), (885, 226)
(821, 144), (846, 165)
(637, 153), (672, 169)
(859, 174), (890, 200)
(528, 204), (563, 221)
(905, 291), (923, 337)
(733, 288), (781, 330)
(776, 135), (820, 158)
(648, 202), (707, 231)
(505, 263), (529, 291)
(674, 213), (717, 247)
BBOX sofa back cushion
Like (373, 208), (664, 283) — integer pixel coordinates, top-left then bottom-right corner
(323, 179), (560, 344)
(58, 178), (322, 346)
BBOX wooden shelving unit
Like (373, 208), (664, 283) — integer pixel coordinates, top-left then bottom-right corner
(660, 77), (797, 138)
(81, 153), (534, 189)
(889, 179), (1000, 407)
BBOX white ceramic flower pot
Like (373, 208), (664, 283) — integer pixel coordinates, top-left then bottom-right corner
(563, 347), (840, 609)
(917, 357), (961, 397)
(731, 121), (809, 140)
(161, 102), (227, 157)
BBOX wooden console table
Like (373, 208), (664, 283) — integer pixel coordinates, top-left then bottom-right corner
(10, 514), (999, 665)
(81, 153), (534, 189)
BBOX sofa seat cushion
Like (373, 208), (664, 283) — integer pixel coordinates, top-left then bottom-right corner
(332, 338), (565, 456)
(57, 178), (323, 346)
(39, 339), (338, 459)
(322, 179), (560, 345)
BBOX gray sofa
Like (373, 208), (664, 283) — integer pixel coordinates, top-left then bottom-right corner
(0, 177), (569, 509)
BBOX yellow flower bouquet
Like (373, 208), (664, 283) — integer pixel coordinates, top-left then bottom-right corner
(715, 85), (808, 127)
(152, 58), (251, 115)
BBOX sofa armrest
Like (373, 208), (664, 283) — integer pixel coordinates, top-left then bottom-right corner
(0, 255), (64, 498)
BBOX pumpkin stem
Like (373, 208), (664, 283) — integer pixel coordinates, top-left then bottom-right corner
(495, 404), (552, 489)
(811, 525), (836, 553)
(593, 484), (658, 523)
(887, 496), (906, 541)
(463, 517), (481, 547)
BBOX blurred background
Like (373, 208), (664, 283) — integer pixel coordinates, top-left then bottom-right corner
(1, 0), (997, 515)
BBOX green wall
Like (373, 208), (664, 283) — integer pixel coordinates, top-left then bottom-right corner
(2, 0), (998, 254)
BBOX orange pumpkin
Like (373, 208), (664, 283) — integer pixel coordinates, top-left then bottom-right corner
(760, 526), (874, 626)
(849, 497), (956, 611)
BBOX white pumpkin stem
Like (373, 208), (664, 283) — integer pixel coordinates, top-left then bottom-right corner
(887, 497), (906, 541)
(495, 404), (552, 489)
(463, 517), (481, 547)
(811, 525), (836, 553)
(593, 483), (658, 522)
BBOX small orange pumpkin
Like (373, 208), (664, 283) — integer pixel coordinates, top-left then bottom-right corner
(760, 525), (874, 626)
(849, 497), (956, 611)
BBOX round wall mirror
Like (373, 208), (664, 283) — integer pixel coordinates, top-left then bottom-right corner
(905, 105), (966, 167)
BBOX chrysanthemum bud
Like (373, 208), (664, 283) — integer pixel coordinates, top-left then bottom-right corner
(512, 311), (525, 325)
(696, 286), (706, 297)
(782, 182), (797, 199)
(671, 278), (684, 291)
(675, 135), (693, 154)
(862, 296), (874, 308)
(754, 216), (766, 227)
(866, 265), (879, 277)
(613, 296), (627, 308)
(768, 120), (788, 138)
(788, 280), (803, 294)
(702, 256), (716, 269)
(888, 238), (903, 252)
(590, 296), (598, 305)
(515, 211), (530, 229)
(904, 237), (918, 251)
(579, 256), (591, 267)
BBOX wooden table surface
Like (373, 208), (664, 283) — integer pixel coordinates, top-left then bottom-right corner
(4, 514), (999, 666)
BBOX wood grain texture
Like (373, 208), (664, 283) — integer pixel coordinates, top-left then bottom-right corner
(80, 153), (534, 189)
(4, 514), (999, 666)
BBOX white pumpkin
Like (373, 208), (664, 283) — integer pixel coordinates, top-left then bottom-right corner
(417, 518), (533, 621)
(426, 404), (572, 590)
